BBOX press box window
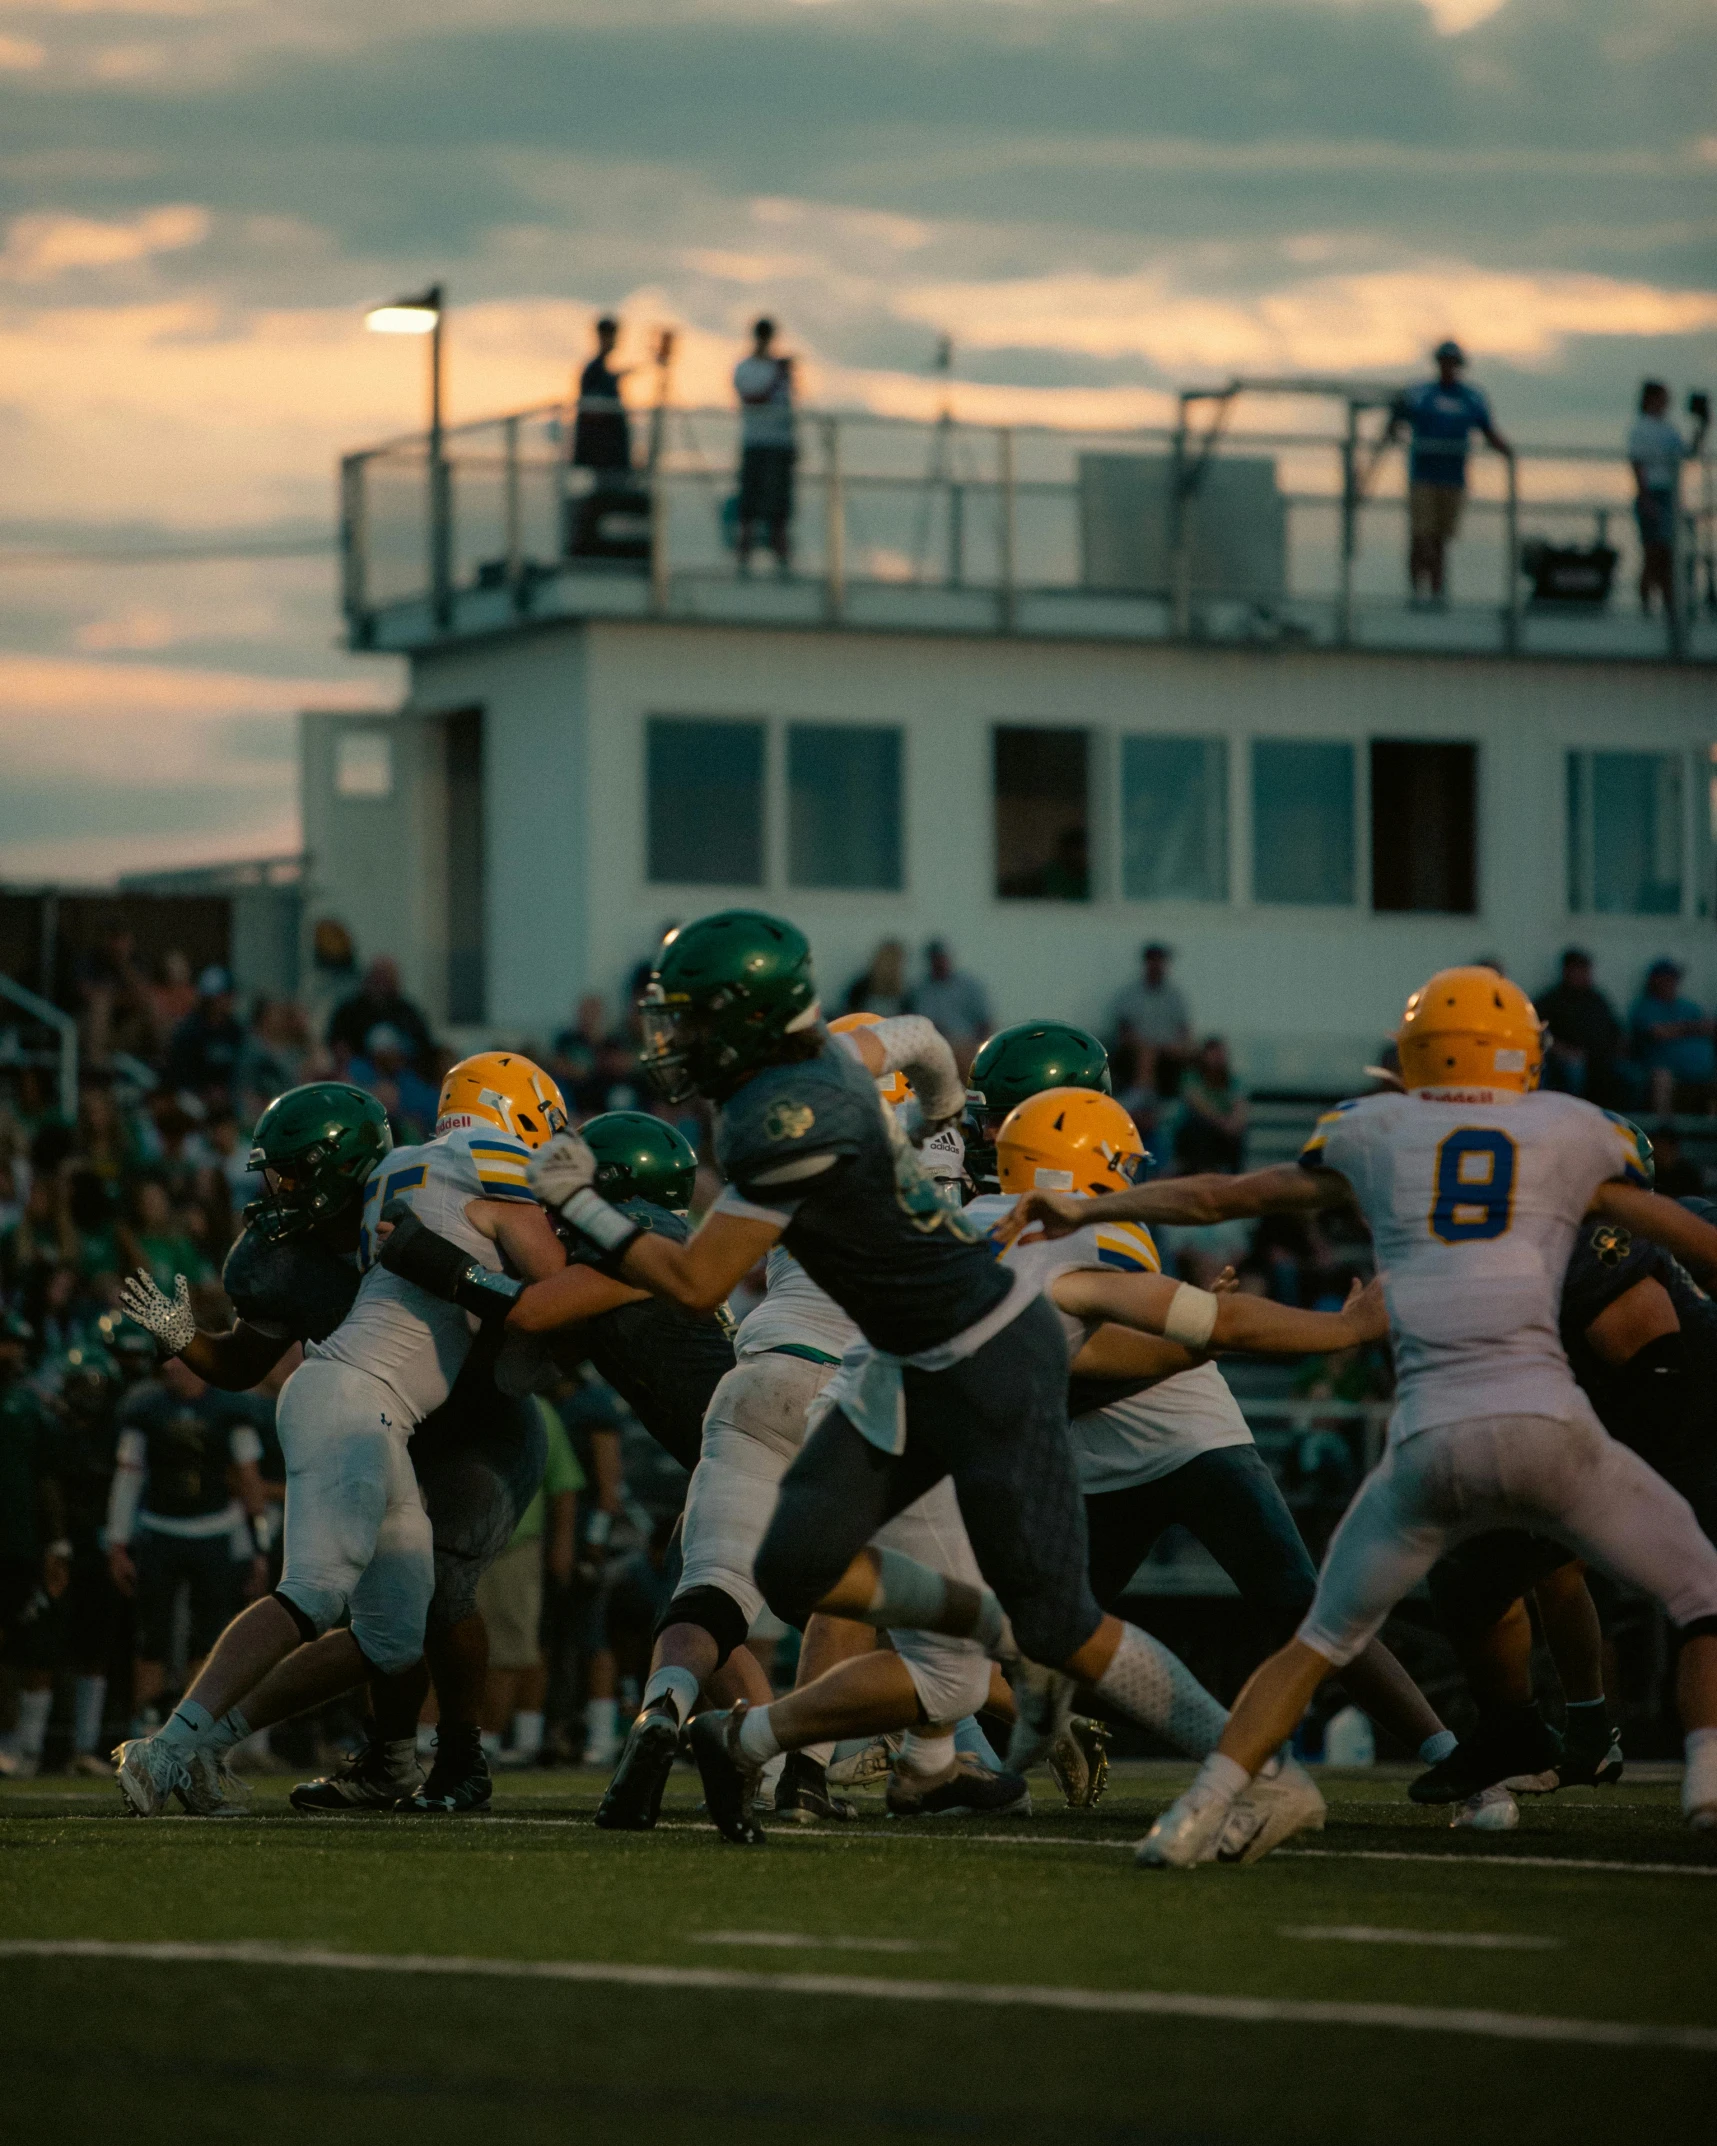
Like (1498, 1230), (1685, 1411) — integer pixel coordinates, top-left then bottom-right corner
(1567, 750), (1682, 915)
(1122, 736), (1227, 902)
(1371, 741), (1476, 914)
(994, 726), (1090, 901)
(1251, 740), (1354, 907)
(788, 724), (902, 890)
(647, 717), (764, 886)
(334, 730), (393, 799)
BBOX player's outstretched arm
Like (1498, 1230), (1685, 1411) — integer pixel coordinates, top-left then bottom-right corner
(999, 1162), (1347, 1246)
(1052, 1267), (1386, 1357)
(1589, 1182), (1717, 1290)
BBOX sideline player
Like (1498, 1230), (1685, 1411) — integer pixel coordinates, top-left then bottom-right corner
(1006, 967), (1717, 1857)
(112, 1057), (567, 1815)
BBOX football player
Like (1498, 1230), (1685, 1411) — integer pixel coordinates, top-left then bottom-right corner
(112, 1056), (568, 1816)
(978, 1087), (1452, 1788)
(516, 912), (1393, 1848)
(963, 1020), (1111, 1194)
(1005, 967), (1717, 1859)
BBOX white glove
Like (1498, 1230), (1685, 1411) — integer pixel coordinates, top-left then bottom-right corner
(917, 1121), (967, 1189)
(118, 1270), (196, 1358)
(526, 1131), (597, 1212)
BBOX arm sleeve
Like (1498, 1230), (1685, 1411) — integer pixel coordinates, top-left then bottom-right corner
(862, 1015), (964, 1119)
(107, 1431), (146, 1545)
(228, 1425), (263, 1467)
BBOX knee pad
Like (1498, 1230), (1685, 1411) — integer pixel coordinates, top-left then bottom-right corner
(1677, 1613), (1717, 1642)
(893, 1636), (991, 1728)
(271, 1588), (321, 1646)
(658, 1583), (751, 1669)
(426, 1546), (483, 1635)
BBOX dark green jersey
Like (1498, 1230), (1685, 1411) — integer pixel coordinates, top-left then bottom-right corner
(565, 1200), (735, 1473)
(222, 1224), (360, 1345)
(0, 1382), (52, 1557)
(118, 1382), (261, 1522)
(715, 1040), (1009, 1359)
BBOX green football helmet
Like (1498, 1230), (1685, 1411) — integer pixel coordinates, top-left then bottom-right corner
(1601, 1110), (1655, 1189)
(582, 1111), (700, 1213)
(639, 910), (820, 1103)
(245, 1082), (393, 1242)
(965, 1021), (1112, 1190)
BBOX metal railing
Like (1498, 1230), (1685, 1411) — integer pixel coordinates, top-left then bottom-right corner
(0, 973), (77, 1122)
(339, 398), (1717, 663)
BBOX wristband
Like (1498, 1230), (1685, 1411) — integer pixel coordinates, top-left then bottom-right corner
(1161, 1282), (1220, 1349)
(560, 1187), (644, 1265)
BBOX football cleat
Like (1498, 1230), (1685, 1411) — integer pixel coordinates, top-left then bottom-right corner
(687, 1705), (766, 1846)
(1134, 1787), (1232, 1869)
(1553, 1725), (1624, 1791)
(1409, 1713), (1563, 1804)
(1214, 1757), (1325, 1864)
(827, 1735), (895, 1790)
(289, 1736), (423, 1814)
(1687, 1803), (1717, 1833)
(773, 1750), (856, 1824)
(403, 1729), (492, 1814)
(1047, 1717), (1110, 1810)
(594, 1705), (680, 1831)
(886, 1754), (1031, 1820)
(1453, 1785), (1519, 1831)
(179, 1748), (251, 1817)
(113, 1736), (191, 1819)
(1004, 1655), (1076, 1773)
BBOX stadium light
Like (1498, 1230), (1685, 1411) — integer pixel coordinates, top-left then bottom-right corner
(365, 282), (445, 449)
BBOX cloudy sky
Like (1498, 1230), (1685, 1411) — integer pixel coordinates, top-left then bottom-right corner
(2, 0), (1713, 880)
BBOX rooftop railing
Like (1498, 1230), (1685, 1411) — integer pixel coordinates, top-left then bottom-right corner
(339, 396), (1717, 664)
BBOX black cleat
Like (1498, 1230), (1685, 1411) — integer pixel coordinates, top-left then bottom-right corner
(402, 1728), (492, 1813)
(773, 1750), (855, 1824)
(886, 1754), (1032, 1819)
(1555, 1724), (1624, 1790)
(1409, 1713), (1563, 1805)
(595, 1704), (680, 1831)
(688, 1704), (766, 1845)
(1047, 1717), (1111, 1811)
(289, 1736), (423, 1814)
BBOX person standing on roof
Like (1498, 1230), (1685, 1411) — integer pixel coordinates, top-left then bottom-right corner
(1386, 340), (1513, 608)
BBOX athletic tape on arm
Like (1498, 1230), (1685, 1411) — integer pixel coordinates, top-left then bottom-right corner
(865, 1016), (965, 1120)
(1161, 1283), (1219, 1349)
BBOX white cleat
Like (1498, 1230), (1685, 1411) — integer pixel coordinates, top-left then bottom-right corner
(113, 1736), (191, 1819)
(1454, 1784), (1520, 1831)
(827, 1735), (896, 1791)
(1004, 1656), (1076, 1773)
(1215, 1757), (1326, 1864)
(1134, 1788), (1231, 1869)
(179, 1748), (251, 1817)
(1685, 1804), (1717, 1833)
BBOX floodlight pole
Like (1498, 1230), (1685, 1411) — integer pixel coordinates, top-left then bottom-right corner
(424, 284), (451, 629)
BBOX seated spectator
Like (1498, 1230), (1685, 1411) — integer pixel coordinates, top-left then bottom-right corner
(908, 940), (992, 1075)
(843, 939), (908, 1018)
(348, 1024), (439, 1142)
(1628, 958), (1715, 1113)
(303, 917), (359, 1038)
(1537, 946), (1624, 1104)
(327, 956), (433, 1072)
(117, 1177), (211, 1296)
(1109, 943), (1193, 1099)
(1649, 1124), (1706, 1198)
(133, 1089), (213, 1199)
(65, 1166), (124, 1290)
(75, 926), (154, 1065)
(551, 994), (609, 1107)
(146, 951), (197, 1051)
(1173, 1037), (1247, 1175)
(164, 967), (246, 1106)
(73, 1082), (130, 1188)
(239, 997), (312, 1110)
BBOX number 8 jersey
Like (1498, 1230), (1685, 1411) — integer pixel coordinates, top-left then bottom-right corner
(1301, 1088), (1649, 1442)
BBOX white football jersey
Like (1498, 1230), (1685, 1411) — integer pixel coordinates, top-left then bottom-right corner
(1303, 1086), (1647, 1440)
(969, 1192), (1252, 1491)
(306, 1123), (535, 1423)
(735, 1245), (862, 1364)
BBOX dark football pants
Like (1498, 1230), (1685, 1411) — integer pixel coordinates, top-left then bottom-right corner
(412, 1394), (548, 1634)
(134, 1530), (244, 1661)
(1083, 1443), (1319, 1643)
(756, 1294), (1103, 1666)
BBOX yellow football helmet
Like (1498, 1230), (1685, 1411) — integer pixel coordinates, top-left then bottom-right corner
(1396, 966), (1544, 1094)
(435, 1051), (568, 1150)
(996, 1087), (1148, 1197)
(829, 1011), (909, 1106)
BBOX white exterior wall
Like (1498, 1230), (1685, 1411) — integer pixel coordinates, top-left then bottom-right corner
(324, 621), (1715, 1087)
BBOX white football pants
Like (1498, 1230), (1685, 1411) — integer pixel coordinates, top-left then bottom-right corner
(274, 1358), (434, 1675)
(679, 1350), (993, 1724)
(1300, 1409), (1717, 1669)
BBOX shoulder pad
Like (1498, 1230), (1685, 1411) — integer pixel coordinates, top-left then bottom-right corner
(1092, 1222), (1159, 1275)
(1561, 1218), (1663, 1335)
(718, 1057), (873, 1190)
(223, 1225), (360, 1344)
(450, 1127), (535, 1203)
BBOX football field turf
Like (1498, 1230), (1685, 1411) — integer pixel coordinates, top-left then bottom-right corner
(4, 1763), (1712, 2143)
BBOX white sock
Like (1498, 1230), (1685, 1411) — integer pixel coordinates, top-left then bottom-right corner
(1684, 1725), (1717, 1814)
(72, 1676), (107, 1756)
(584, 1697), (617, 1746)
(1419, 1728), (1458, 1765)
(158, 1699), (217, 1756)
(1094, 1624), (1228, 1757)
(736, 1705), (783, 1766)
(898, 1727), (956, 1780)
(210, 1707), (251, 1755)
(641, 1666), (701, 1728)
(1187, 1751), (1251, 1810)
(417, 1722), (438, 1756)
(801, 1740), (836, 1769)
(511, 1709), (544, 1759)
(954, 1715), (1003, 1771)
(16, 1687), (52, 1760)
(481, 1731), (502, 1759)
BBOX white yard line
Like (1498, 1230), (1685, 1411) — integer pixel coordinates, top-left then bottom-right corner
(691, 1931), (938, 1953)
(0, 1938), (1709, 2054)
(1282, 1926), (1560, 1950)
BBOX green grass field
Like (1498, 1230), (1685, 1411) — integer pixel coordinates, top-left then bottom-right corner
(4, 1762), (1713, 2144)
